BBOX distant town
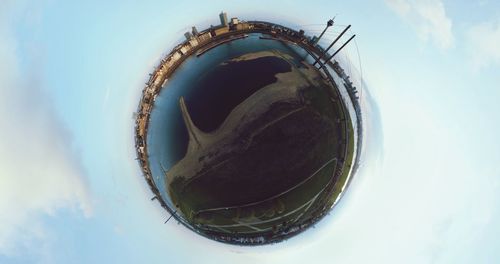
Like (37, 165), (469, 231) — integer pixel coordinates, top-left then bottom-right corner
(134, 11), (363, 245)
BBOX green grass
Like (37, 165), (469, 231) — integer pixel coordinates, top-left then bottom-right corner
(327, 100), (355, 208)
(192, 159), (337, 234)
(165, 63), (356, 237)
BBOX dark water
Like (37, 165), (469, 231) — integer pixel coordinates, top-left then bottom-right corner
(187, 56), (291, 132)
(147, 33), (311, 206)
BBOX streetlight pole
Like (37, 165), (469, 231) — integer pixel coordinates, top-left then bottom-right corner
(324, 34), (356, 65)
(313, 25), (351, 66)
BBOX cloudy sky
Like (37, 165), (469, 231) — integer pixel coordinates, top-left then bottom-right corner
(1, 0), (499, 263)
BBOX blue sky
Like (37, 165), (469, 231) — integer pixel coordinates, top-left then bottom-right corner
(1, 0), (500, 263)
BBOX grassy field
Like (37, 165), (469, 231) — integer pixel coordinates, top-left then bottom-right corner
(164, 54), (356, 239)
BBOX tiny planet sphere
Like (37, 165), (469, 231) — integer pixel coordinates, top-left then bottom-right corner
(137, 18), (358, 245)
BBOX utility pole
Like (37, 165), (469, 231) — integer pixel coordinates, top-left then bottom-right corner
(324, 34), (356, 65)
(313, 25), (351, 66)
(313, 18), (334, 45)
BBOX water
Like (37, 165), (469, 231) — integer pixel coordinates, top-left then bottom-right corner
(147, 33), (311, 206)
(187, 55), (291, 132)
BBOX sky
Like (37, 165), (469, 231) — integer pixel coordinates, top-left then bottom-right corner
(1, 0), (500, 263)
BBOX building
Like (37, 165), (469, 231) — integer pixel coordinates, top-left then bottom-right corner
(211, 25), (229, 37)
(171, 51), (181, 62)
(311, 36), (319, 44)
(179, 44), (190, 55)
(229, 17), (242, 31)
(188, 38), (199, 47)
(184, 31), (193, 41)
(197, 32), (212, 43)
(138, 118), (147, 137)
(192, 26), (199, 36)
(235, 22), (250, 31)
(219, 11), (228, 26)
(153, 74), (163, 87)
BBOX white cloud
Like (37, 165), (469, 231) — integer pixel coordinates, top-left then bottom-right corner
(0, 2), (92, 257)
(386, 0), (454, 49)
(466, 19), (500, 70)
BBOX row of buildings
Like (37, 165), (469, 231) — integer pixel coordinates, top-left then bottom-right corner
(184, 12), (252, 44)
(136, 11), (258, 161)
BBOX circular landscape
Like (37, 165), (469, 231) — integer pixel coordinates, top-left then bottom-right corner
(135, 14), (361, 245)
